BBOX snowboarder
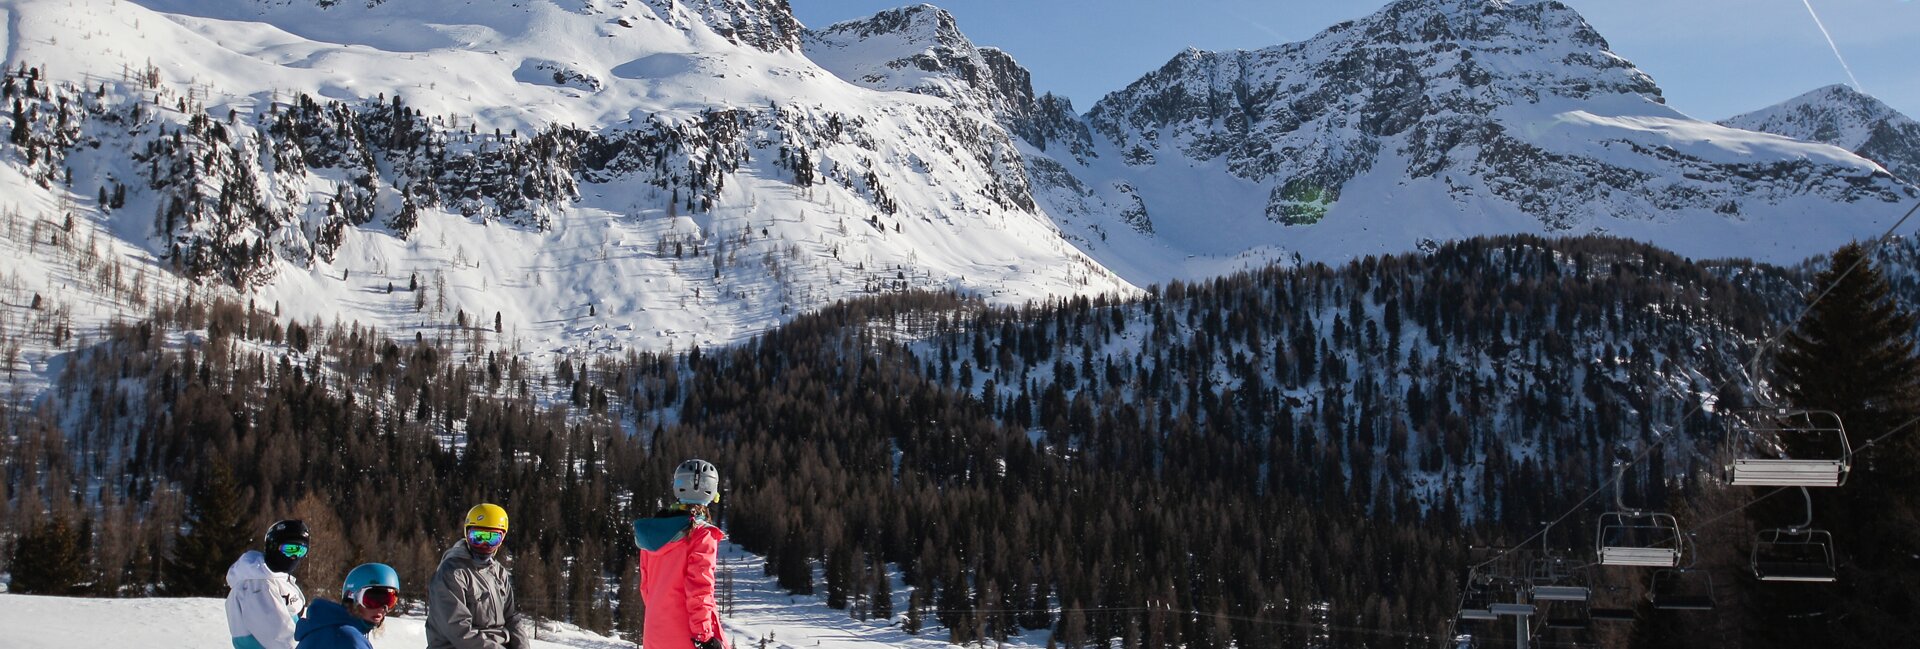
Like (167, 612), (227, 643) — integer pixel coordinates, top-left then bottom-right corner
(633, 459), (729, 649)
(226, 519), (310, 649)
(294, 563), (400, 649)
(427, 503), (529, 649)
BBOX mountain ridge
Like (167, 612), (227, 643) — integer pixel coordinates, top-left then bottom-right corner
(1720, 83), (1920, 185)
(0, 0), (1912, 369)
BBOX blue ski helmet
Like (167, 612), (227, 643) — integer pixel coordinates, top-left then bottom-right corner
(341, 563), (400, 598)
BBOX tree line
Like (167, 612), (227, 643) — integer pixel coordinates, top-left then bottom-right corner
(3, 234), (1917, 648)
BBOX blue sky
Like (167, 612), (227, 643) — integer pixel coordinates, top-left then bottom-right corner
(790, 0), (1920, 122)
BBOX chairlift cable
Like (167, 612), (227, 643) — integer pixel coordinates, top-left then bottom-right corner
(1445, 198), (1920, 646)
(1471, 199), (1920, 570)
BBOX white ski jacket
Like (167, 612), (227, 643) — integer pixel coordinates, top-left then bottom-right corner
(225, 550), (306, 649)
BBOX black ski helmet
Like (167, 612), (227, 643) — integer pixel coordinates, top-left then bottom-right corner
(265, 519), (310, 545)
(263, 519), (309, 573)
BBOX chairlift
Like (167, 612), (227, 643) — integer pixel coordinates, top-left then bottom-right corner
(1458, 607), (1499, 622)
(1752, 487), (1839, 582)
(1648, 569), (1715, 611)
(1596, 463), (1685, 567)
(1533, 585), (1591, 602)
(1457, 573), (1502, 622)
(1490, 603), (1537, 617)
(1725, 408), (1851, 487)
(1528, 552), (1584, 585)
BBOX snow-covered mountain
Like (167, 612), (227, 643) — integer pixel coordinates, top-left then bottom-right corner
(1057, 0), (1914, 278)
(0, 0), (1129, 369)
(801, 4), (1096, 162)
(1, 0), (1916, 370)
(1720, 84), (1920, 185)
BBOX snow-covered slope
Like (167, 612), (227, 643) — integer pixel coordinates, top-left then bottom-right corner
(1720, 84), (1920, 184)
(0, 0), (1130, 371)
(0, 542), (1042, 649)
(2, 0), (1917, 376)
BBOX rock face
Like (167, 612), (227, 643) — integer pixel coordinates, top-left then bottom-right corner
(802, 4), (1095, 162)
(643, 0), (804, 52)
(1721, 84), (1920, 185)
(1083, 0), (1909, 227)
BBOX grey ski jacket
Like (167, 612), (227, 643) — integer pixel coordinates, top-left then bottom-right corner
(425, 542), (528, 649)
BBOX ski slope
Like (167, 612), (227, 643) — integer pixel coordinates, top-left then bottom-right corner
(0, 542), (1046, 649)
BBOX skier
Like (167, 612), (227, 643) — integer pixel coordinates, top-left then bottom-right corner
(226, 519), (310, 649)
(633, 459), (729, 649)
(293, 563), (400, 649)
(427, 503), (529, 649)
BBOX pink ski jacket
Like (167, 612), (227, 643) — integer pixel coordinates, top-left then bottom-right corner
(637, 516), (728, 649)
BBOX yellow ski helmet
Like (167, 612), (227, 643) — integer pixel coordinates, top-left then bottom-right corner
(465, 503), (509, 531)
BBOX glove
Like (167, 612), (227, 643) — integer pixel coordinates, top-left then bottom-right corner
(693, 637), (723, 649)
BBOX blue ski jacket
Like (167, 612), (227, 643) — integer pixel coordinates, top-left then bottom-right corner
(293, 599), (374, 649)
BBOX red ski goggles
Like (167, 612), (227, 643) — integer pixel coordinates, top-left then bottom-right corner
(353, 586), (399, 610)
(467, 527), (506, 547)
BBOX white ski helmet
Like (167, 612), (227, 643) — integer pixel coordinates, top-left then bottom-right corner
(673, 459), (720, 505)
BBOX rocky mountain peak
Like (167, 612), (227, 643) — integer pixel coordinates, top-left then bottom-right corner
(807, 4), (965, 47)
(1720, 85), (1920, 184)
(645, 0), (803, 52)
(1077, 0), (1903, 234)
(802, 4), (1093, 159)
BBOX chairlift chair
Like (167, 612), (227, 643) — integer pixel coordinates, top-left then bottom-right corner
(1725, 408), (1851, 487)
(1457, 576), (1502, 622)
(1458, 608), (1499, 622)
(1532, 585), (1591, 602)
(1648, 569), (1715, 611)
(1596, 461), (1687, 567)
(1753, 528), (1838, 582)
(1541, 601), (1591, 631)
(1597, 512), (1685, 567)
(1752, 488), (1839, 583)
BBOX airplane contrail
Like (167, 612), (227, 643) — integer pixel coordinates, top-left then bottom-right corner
(1800, 0), (1866, 94)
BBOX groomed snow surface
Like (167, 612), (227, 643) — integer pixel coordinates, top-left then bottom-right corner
(0, 542), (1031, 648)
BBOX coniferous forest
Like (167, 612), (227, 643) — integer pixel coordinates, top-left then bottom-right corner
(2, 234), (1918, 648)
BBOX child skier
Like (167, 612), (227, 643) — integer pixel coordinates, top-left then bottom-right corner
(293, 563), (400, 649)
(226, 519), (310, 649)
(633, 459), (729, 649)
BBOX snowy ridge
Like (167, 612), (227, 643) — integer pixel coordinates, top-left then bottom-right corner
(0, 0), (1917, 379)
(1057, 0), (1915, 280)
(1720, 84), (1920, 184)
(0, 0), (1132, 375)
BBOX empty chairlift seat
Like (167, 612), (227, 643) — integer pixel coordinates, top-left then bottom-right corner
(1726, 409), (1851, 487)
(1489, 603), (1537, 617)
(1532, 586), (1591, 602)
(1752, 528), (1838, 583)
(1597, 512), (1684, 567)
(1648, 569), (1714, 611)
(1457, 582), (1502, 622)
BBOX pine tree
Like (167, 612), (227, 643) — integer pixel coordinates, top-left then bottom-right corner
(165, 461), (253, 596)
(8, 514), (86, 594)
(1747, 242), (1920, 648)
(869, 558), (894, 622)
(616, 557), (646, 642)
(1775, 242), (1920, 482)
